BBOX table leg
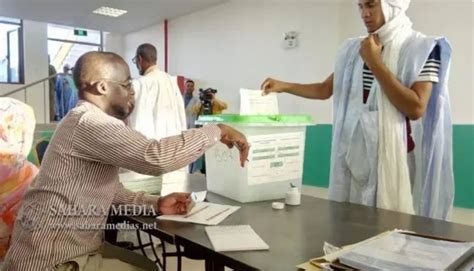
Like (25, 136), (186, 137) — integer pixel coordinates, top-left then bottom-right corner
(205, 259), (225, 271)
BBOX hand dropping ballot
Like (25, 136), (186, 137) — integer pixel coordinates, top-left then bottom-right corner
(240, 88), (279, 115)
(157, 191), (240, 225)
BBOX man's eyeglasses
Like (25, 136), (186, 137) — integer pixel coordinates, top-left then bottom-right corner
(96, 79), (133, 91)
(108, 79), (133, 90)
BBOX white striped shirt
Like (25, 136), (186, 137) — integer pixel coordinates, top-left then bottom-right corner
(3, 101), (221, 271)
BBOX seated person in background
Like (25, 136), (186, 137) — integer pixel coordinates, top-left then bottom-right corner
(0, 98), (39, 261)
(3, 51), (249, 271)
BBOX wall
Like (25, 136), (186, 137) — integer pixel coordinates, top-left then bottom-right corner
(123, 23), (165, 79)
(104, 32), (124, 57)
(0, 20), (48, 123)
(168, 0), (339, 123)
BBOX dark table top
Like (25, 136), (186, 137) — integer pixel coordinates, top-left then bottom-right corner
(130, 174), (474, 271)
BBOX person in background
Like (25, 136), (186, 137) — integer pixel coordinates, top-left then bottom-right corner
(48, 56), (57, 122)
(183, 80), (201, 173)
(128, 43), (186, 139)
(55, 64), (79, 120)
(3, 51), (249, 271)
(191, 89), (228, 116)
(190, 89), (228, 174)
(0, 98), (38, 261)
(261, 0), (453, 220)
(183, 79), (200, 129)
(126, 43), (190, 248)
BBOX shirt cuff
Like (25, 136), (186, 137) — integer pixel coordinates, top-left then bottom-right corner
(141, 194), (161, 213)
(200, 124), (222, 145)
(416, 75), (439, 83)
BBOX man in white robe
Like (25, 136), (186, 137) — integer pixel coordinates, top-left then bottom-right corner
(260, 0), (453, 220)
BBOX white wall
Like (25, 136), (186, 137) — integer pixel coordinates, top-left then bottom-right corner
(168, 0), (341, 124)
(0, 20), (48, 123)
(104, 32), (124, 57)
(123, 23), (165, 79)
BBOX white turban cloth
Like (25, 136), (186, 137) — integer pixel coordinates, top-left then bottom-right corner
(381, 0), (411, 23)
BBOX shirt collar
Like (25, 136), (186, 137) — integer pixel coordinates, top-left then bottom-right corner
(144, 65), (158, 76)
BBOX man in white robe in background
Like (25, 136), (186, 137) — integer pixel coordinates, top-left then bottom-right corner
(126, 43), (188, 246)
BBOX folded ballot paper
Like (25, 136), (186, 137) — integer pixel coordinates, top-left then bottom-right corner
(240, 88), (279, 115)
(298, 230), (474, 271)
(157, 191), (240, 226)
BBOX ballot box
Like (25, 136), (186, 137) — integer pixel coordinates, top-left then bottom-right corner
(196, 114), (312, 203)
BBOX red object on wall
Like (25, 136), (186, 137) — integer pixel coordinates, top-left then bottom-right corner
(164, 19), (168, 72)
(164, 18), (186, 96)
(177, 76), (186, 95)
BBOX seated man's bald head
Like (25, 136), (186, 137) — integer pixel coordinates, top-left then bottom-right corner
(73, 51), (129, 92)
(73, 51), (135, 120)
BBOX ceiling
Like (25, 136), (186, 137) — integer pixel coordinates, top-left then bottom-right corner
(0, 0), (228, 33)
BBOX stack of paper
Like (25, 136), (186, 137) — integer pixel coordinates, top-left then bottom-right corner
(205, 225), (270, 252)
(298, 230), (474, 270)
(157, 202), (240, 226)
(338, 232), (474, 270)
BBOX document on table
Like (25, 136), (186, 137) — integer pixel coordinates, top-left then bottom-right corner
(240, 88), (279, 115)
(157, 202), (240, 226)
(338, 231), (474, 270)
(205, 225), (270, 252)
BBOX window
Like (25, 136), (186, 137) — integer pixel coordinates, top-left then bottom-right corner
(47, 24), (103, 72)
(0, 16), (24, 84)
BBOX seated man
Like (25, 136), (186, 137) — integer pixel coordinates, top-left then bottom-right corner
(3, 51), (249, 271)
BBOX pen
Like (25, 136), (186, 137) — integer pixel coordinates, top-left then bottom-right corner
(184, 205), (209, 218)
(206, 207), (231, 221)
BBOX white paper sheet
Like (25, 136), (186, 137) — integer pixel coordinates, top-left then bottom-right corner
(205, 225), (269, 252)
(240, 88), (279, 115)
(157, 202), (240, 226)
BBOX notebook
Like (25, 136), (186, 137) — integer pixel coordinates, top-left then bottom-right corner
(205, 225), (270, 252)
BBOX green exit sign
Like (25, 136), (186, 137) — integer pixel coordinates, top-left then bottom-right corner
(74, 29), (88, 36)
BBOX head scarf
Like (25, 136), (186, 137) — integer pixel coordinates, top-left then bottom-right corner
(0, 98), (38, 259)
(381, 0), (411, 23)
(0, 98), (35, 176)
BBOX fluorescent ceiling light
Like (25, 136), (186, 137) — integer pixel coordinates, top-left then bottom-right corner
(93, 7), (127, 18)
